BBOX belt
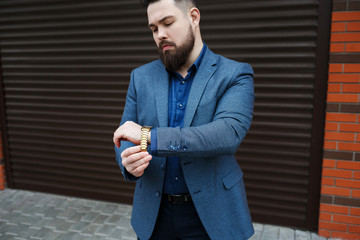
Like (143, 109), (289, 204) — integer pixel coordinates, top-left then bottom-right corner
(164, 194), (192, 204)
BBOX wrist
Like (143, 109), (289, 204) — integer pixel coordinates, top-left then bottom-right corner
(148, 130), (151, 144)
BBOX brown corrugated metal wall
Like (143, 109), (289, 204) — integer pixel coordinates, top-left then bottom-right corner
(0, 0), (330, 231)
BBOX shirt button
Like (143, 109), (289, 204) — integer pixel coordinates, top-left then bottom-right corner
(175, 177), (179, 181)
(181, 81), (185, 84)
(160, 164), (165, 171)
(155, 191), (161, 198)
(179, 104), (183, 108)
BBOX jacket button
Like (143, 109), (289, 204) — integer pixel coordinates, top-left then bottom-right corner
(160, 164), (165, 171)
(155, 191), (161, 198)
(168, 144), (176, 150)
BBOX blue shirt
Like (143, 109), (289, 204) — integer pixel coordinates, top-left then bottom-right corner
(151, 44), (207, 194)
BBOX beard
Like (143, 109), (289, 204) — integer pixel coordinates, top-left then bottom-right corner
(157, 25), (195, 72)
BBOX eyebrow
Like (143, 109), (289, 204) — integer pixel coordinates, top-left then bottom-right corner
(148, 15), (175, 28)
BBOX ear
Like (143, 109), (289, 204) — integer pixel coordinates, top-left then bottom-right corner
(188, 7), (200, 26)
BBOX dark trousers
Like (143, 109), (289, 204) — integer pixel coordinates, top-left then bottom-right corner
(140, 196), (211, 240)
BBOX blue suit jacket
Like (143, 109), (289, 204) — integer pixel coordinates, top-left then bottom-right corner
(115, 48), (255, 240)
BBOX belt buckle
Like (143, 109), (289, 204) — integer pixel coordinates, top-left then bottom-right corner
(167, 194), (190, 204)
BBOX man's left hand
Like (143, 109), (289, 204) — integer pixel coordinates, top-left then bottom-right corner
(113, 121), (142, 148)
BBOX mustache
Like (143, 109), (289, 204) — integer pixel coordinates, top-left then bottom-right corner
(159, 41), (176, 49)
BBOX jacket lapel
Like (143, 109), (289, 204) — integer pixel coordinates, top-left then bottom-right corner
(153, 60), (169, 127)
(184, 49), (218, 127)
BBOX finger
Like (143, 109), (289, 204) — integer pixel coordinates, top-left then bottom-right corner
(132, 161), (150, 177)
(121, 145), (142, 158)
(126, 155), (152, 172)
(113, 137), (121, 148)
(121, 146), (149, 164)
(123, 152), (151, 168)
(114, 138), (121, 148)
(113, 129), (124, 148)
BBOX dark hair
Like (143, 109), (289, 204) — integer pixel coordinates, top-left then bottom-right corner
(141, 0), (196, 8)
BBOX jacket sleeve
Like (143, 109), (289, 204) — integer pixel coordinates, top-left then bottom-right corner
(155, 63), (254, 158)
(114, 70), (139, 182)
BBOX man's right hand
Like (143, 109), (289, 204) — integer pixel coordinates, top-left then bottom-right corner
(121, 145), (152, 178)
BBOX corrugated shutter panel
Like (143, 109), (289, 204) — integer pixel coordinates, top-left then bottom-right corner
(0, 0), (156, 203)
(0, 0), (327, 230)
(197, 0), (321, 229)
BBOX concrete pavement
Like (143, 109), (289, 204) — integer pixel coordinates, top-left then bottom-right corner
(0, 188), (334, 240)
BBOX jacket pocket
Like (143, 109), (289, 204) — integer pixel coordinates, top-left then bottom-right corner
(222, 168), (243, 190)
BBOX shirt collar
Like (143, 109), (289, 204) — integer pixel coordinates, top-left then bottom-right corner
(191, 43), (207, 72)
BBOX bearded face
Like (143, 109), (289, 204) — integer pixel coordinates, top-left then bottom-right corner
(157, 24), (195, 72)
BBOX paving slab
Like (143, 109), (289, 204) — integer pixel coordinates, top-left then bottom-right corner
(0, 188), (336, 240)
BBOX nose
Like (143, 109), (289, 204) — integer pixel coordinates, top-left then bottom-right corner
(156, 27), (167, 40)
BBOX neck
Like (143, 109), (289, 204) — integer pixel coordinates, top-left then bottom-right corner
(177, 35), (203, 77)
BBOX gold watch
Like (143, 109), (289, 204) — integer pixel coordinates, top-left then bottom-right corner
(140, 126), (152, 151)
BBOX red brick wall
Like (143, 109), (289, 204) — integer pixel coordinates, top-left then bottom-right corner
(319, 1), (360, 239)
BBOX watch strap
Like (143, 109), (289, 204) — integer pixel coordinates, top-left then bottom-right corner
(140, 126), (152, 151)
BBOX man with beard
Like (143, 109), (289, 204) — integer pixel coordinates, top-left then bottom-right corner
(113, 0), (255, 239)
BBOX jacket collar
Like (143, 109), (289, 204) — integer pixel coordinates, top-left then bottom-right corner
(152, 48), (218, 127)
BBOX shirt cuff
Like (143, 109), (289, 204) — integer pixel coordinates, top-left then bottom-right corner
(150, 128), (158, 156)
